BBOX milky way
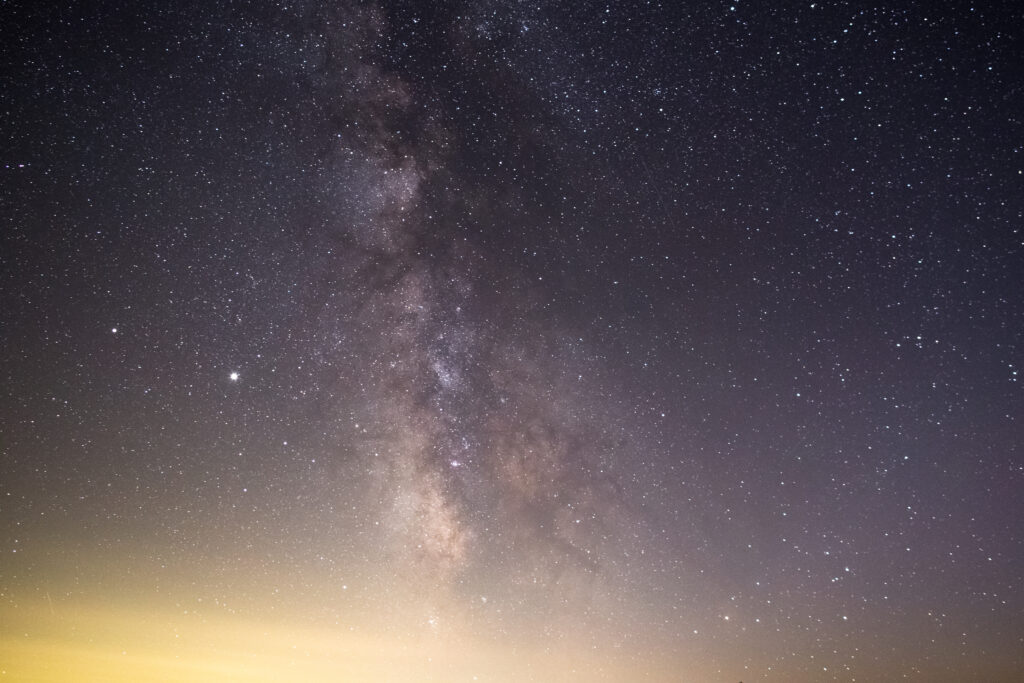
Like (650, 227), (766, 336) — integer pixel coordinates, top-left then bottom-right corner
(1, 1), (1022, 681)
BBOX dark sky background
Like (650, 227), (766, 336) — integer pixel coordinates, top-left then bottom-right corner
(1, 1), (1022, 681)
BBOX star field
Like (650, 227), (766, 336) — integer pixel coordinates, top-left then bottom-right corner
(1, 1), (1022, 681)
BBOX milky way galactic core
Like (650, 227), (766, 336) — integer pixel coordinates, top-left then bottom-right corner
(1, 1), (1021, 681)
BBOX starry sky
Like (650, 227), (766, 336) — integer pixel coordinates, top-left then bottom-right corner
(1, 1), (1022, 681)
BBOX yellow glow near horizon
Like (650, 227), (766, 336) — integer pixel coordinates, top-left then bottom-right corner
(0, 600), (684, 682)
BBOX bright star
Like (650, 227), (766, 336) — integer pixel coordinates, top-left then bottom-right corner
(229, 371), (239, 381)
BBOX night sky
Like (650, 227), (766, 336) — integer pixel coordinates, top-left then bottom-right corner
(2, 1), (1022, 681)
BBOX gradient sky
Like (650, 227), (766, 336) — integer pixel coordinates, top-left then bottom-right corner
(1, 1), (1022, 681)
